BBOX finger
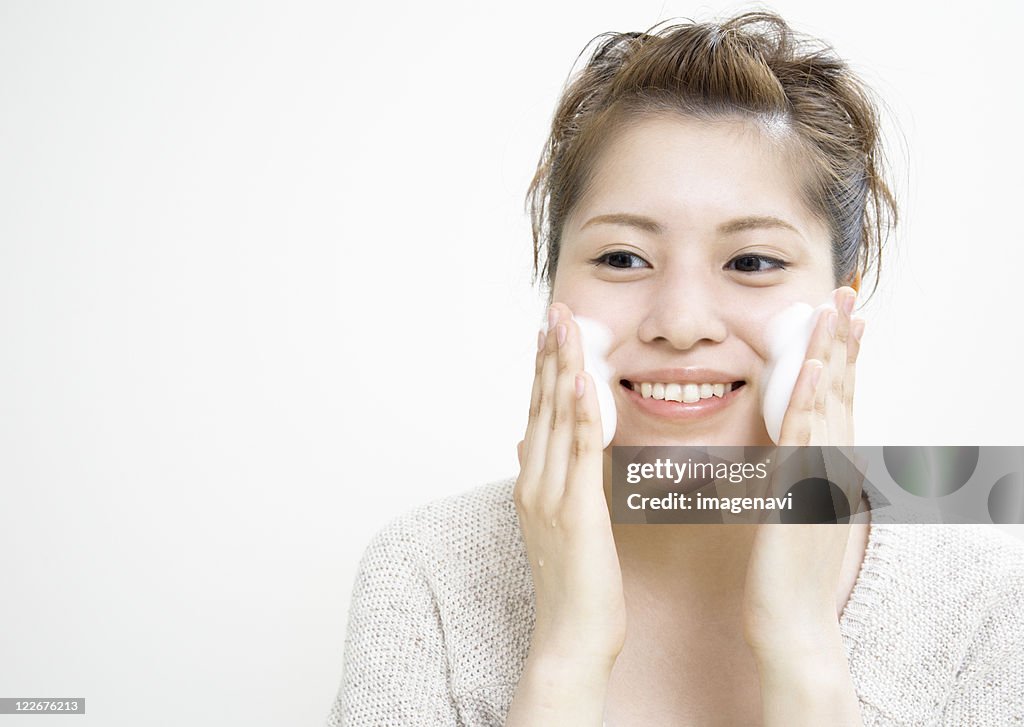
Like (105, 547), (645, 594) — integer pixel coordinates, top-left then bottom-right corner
(803, 303), (834, 372)
(822, 444), (866, 523)
(539, 305), (585, 510)
(800, 294), (838, 444)
(827, 287), (854, 396)
(844, 316), (865, 443)
(777, 359), (824, 446)
(520, 332), (545, 455)
(517, 439), (524, 468)
(804, 306), (833, 445)
(518, 307), (561, 502)
(564, 371), (605, 507)
(518, 327), (546, 467)
(813, 328), (830, 444)
(848, 449), (871, 520)
(827, 287), (856, 438)
(514, 339), (547, 509)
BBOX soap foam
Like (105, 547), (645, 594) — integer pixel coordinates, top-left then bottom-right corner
(550, 300), (847, 448)
(761, 301), (838, 444)
(544, 313), (617, 448)
(574, 316), (617, 449)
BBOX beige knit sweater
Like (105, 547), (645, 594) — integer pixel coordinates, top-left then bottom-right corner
(326, 477), (1024, 726)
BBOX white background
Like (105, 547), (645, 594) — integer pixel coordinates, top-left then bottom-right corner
(2, 1), (1022, 725)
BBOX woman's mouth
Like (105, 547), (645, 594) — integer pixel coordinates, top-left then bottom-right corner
(619, 379), (746, 420)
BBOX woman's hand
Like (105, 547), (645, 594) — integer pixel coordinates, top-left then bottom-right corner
(743, 286), (867, 726)
(776, 285), (865, 448)
(505, 302), (625, 727)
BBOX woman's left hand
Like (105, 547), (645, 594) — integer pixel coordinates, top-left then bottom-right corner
(742, 285), (867, 726)
(775, 285), (865, 449)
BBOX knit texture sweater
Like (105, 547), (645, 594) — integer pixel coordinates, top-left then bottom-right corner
(326, 477), (1024, 726)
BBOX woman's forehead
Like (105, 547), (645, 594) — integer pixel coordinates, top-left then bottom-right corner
(567, 115), (824, 243)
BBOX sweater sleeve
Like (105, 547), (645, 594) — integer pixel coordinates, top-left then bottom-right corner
(940, 638), (1024, 725)
(326, 525), (460, 727)
(940, 546), (1024, 726)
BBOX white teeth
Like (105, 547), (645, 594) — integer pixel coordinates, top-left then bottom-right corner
(632, 381), (736, 401)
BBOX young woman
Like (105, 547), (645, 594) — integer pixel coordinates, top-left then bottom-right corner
(328, 11), (1024, 726)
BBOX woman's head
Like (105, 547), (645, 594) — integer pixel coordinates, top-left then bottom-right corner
(526, 11), (897, 301)
(525, 12), (898, 446)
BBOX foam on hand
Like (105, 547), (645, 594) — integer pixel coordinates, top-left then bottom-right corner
(761, 300), (839, 444)
(574, 316), (617, 449)
(544, 314), (617, 448)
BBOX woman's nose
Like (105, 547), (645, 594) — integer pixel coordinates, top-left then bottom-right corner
(637, 271), (729, 350)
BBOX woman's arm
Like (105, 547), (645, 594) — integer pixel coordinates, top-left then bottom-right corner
(505, 304), (626, 726)
(748, 598), (864, 725)
(326, 528), (459, 727)
(504, 650), (615, 726)
(941, 570), (1024, 725)
(942, 650), (1024, 725)
(757, 657), (863, 725)
(744, 286), (866, 727)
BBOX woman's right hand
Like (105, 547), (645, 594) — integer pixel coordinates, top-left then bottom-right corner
(512, 302), (626, 675)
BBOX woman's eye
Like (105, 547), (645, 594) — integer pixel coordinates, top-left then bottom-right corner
(592, 251), (649, 269)
(727, 254), (788, 273)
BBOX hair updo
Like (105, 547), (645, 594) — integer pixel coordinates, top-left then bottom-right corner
(525, 11), (898, 301)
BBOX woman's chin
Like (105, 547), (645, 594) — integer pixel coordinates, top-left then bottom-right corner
(609, 433), (726, 447)
(608, 422), (774, 448)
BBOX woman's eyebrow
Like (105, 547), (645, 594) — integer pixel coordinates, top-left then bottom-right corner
(718, 215), (800, 235)
(580, 212), (664, 234)
(579, 212), (801, 237)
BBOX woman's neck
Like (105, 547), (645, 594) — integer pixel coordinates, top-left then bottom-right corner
(612, 523), (759, 616)
(600, 450), (870, 618)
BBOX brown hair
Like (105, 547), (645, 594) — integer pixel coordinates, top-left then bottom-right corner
(525, 11), (898, 301)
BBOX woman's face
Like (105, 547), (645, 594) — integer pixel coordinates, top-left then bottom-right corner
(552, 114), (836, 447)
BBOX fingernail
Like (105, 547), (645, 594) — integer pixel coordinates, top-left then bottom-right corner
(853, 319), (865, 342)
(547, 306), (558, 332)
(811, 362), (824, 389)
(575, 373), (585, 399)
(828, 311), (838, 336)
(556, 324), (567, 347)
(537, 329), (546, 351)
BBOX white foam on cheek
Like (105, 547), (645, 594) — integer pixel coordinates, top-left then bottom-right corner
(574, 316), (617, 449)
(547, 303), (846, 449)
(761, 301), (837, 444)
(546, 315), (617, 448)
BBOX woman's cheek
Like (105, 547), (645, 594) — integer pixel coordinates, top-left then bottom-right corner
(736, 302), (788, 361)
(739, 286), (833, 360)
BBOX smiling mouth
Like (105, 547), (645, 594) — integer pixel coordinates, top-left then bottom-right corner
(620, 379), (747, 403)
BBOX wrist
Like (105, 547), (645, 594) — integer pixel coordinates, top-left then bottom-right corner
(754, 649), (862, 727)
(506, 649), (615, 726)
(530, 616), (625, 668)
(524, 646), (618, 687)
(754, 646), (849, 688)
(744, 603), (841, 659)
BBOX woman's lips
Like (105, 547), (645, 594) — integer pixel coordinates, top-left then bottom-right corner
(619, 380), (745, 420)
